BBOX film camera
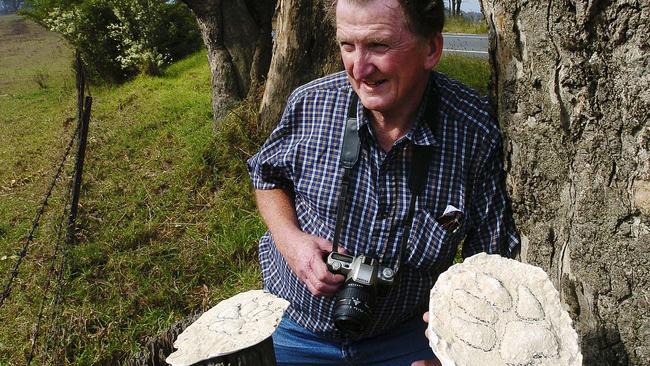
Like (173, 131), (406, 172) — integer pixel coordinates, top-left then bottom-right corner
(326, 252), (395, 335)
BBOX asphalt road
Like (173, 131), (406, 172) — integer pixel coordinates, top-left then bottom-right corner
(442, 33), (488, 58)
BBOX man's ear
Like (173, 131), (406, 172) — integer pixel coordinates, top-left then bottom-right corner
(424, 32), (444, 70)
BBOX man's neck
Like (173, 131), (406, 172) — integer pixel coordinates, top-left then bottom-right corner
(369, 111), (415, 152)
(368, 75), (430, 152)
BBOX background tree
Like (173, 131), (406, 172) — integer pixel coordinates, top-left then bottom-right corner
(181, 0), (276, 125)
(481, 0), (649, 364)
(180, 0), (340, 132)
(258, 0), (341, 134)
(26, 0), (201, 82)
(447, 0), (461, 17)
(0, 0), (24, 14)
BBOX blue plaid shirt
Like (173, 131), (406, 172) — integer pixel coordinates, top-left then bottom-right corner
(247, 70), (519, 340)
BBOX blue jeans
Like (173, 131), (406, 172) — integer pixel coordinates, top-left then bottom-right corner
(272, 315), (436, 365)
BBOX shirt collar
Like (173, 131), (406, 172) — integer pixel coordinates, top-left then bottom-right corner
(406, 72), (439, 147)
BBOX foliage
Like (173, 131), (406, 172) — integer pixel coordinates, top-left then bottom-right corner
(443, 15), (488, 34)
(437, 53), (490, 95)
(25, 0), (201, 82)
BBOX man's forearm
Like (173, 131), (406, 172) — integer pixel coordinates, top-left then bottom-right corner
(255, 188), (303, 249)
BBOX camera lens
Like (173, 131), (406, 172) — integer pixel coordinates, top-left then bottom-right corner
(333, 281), (376, 335)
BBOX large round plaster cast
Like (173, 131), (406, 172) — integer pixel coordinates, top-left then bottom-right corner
(428, 253), (582, 366)
(166, 290), (289, 366)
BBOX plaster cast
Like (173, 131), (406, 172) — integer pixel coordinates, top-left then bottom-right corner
(166, 290), (289, 366)
(428, 253), (582, 366)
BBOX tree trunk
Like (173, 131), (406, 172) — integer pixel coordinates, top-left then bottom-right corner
(258, 0), (342, 134)
(182, 0), (275, 128)
(481, 1), (649, 365)
(455, 0), (461, 16)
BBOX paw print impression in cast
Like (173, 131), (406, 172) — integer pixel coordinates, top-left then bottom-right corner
(428, 253), (582, 366)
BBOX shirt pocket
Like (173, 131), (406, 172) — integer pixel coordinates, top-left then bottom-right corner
(404, 209), (460, 271)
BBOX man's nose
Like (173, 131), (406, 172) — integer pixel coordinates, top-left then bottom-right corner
(352, 50), (375, 80)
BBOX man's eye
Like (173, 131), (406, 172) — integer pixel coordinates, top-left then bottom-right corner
(369, 43), (389, 52)
(339, 42), (354, 51)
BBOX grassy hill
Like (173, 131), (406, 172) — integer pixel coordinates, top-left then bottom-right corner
(0, 14), (265, 365)
(0, 14), (490, 365)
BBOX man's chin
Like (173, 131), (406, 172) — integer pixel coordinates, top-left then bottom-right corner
(358, 95), (390, 113)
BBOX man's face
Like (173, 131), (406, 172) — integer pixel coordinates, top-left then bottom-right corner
(336, 0), (442, 119)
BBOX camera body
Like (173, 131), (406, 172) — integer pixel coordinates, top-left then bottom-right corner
(326, 252), (395, 335)
(326, 252), (395, 286)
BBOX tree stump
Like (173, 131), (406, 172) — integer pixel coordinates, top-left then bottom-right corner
(194, 337), (276, 366)
(166, 290), (289, 366)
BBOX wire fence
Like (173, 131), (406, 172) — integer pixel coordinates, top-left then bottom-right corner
(0, 52), (92, 365)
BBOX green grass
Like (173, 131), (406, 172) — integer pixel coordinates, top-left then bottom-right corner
(0, 15), (265, 365)
(437, 54), (491, 95)
(443, 15), (488, 34)
(0, 14), (490, 366)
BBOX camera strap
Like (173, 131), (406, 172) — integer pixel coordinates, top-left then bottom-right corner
(331, 93), (361, 254)
(332, 91), (435, 272)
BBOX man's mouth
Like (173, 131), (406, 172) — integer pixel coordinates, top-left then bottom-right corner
(361, 79), (386, 88)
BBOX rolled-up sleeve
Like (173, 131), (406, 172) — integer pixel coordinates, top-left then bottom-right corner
(247, 100), (297, 191)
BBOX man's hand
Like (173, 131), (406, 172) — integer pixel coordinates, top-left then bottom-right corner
(254, 188), (345, 297)
(278, 230), (345, 297)
(411, 312), (442, 366)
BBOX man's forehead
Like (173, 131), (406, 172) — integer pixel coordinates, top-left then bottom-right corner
(335, 27), (397, 43)
(335, 0), (406, 33)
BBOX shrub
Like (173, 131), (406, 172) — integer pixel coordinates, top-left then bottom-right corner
(27, 0), (202, 83)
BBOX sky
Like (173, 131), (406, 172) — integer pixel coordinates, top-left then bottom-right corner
(461, 0), (482, 13)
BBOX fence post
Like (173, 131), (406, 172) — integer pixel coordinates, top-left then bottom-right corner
(66, 53), (92, 245)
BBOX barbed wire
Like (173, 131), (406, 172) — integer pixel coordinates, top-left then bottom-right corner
(0, 124), (80, 310)
(26, 168), (75, 365)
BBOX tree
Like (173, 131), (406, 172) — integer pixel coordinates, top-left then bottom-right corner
(0, 0), (24, 13)
(26, 0), (202, 82)
(181, 0), (275, 125)
(257, 0), (341, 134)
(481, 0), (649, 364)
(181, 0), (340, 132)
(447, 0), (461, 17)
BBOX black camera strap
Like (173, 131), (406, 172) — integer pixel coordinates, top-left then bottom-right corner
(332, 91), (434, 272)
(331, 93), (361, 254)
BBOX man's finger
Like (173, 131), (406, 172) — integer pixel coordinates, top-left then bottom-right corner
(304, 271), (340, 296)
(314, 236), (334, 252)
(311, 256), (345, 285)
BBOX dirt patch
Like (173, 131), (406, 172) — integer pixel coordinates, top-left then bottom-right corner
(8, 17), (28, 36)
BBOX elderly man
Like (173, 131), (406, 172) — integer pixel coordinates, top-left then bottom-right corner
(247, 0), (519, 365)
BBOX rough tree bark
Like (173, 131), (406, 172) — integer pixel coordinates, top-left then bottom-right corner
(481, 0), (649, 364)
(182, 0), (275, 127)
(258, 0), (342, 134)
